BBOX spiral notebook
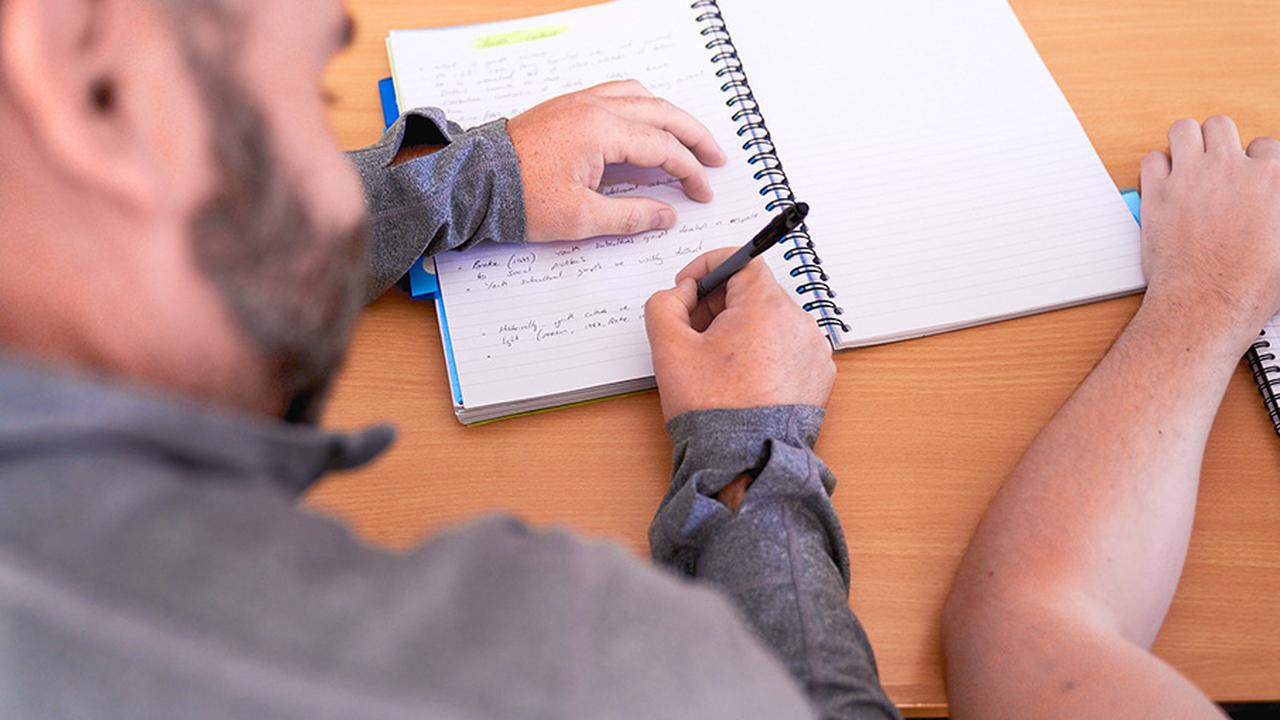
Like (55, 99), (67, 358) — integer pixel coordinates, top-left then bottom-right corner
(386, 0), (1144, 424)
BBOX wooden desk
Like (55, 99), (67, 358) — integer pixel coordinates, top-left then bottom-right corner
(313, 2), (1280, 715)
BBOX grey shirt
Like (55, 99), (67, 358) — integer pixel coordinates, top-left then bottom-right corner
(0, 110), (899, 720)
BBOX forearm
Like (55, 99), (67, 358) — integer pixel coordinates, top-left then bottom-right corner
(955, 298), (1248, 641)
(349, 109), (526, 301)
(944, 297), (1250, 718)
(650, 407), (900, 720)
(944, 114), (1280, 720)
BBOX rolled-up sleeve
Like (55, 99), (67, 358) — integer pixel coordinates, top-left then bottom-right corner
(650, 406), (901, 720)
(349, 108), (527, 301)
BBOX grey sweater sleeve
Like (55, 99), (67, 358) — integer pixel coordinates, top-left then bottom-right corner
(650, 406), (902, 720)
(348, 108), (528, 301)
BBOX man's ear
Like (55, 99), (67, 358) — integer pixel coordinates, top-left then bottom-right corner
(0, 0), (188, 212)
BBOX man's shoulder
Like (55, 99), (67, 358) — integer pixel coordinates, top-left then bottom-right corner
(421, 517), (817, 716)
(0, 467), (812, 719)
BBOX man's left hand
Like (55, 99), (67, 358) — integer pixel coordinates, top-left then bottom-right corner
(507, 80), (728, 243)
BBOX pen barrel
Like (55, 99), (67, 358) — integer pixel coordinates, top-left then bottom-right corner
(696, 242), (759, 300)
(750, 215), (790, 248)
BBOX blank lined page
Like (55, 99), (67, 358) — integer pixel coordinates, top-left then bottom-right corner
(723, 0), (1145, 347)
(389, 2), (785, 410)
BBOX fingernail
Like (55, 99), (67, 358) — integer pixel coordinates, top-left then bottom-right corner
(655, 209), (676, 229)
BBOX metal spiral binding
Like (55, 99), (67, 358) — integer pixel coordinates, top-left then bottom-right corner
(689, 0), (850, 335)
(1245, 329), (1280, 436)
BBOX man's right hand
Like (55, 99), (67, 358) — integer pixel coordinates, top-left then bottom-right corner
(1139, 116), (1280, 347)
(645, 248), (836, 422)
(507, 80), (727, 243)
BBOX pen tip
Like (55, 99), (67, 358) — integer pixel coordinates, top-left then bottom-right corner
(795, 202), (810, 217)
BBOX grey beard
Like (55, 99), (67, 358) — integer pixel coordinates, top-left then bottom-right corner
(186, 40), (370, 411)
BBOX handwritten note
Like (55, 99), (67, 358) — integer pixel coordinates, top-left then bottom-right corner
(393, 13), (705, 131)
(389, 2), (791, 410)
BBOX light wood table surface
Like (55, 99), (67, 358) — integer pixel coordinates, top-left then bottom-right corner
(312, 2), (1280, 715)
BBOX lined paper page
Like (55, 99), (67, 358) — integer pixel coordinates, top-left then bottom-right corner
(389, 2), (783, 410)
(723, 0), (1144, 347)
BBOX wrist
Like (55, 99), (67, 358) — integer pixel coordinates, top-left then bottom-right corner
(1133, 289), (1259, 360)
(664, 406), (825, 495)
(716, 475), (753, 514)
(666, 406), (826, 449)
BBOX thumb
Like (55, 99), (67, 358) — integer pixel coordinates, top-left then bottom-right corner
(645, 278), (699, 345)
(582, 191), (678, 238)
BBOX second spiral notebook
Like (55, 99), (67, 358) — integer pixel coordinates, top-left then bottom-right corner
(386, 0), (1144, 425)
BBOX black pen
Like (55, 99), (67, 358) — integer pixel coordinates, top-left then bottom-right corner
(696, 202), (810, 300)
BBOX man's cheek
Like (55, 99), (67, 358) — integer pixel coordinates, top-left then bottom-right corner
(294, 149), (366, 241)
(335, 159), (369, 234)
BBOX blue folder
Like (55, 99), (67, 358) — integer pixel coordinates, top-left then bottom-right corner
(1121, 188), (1141, 223)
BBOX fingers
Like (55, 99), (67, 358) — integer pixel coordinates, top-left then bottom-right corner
(689, 285), (727, 332)
(603, 122), (715, 203)
(577, 189), (677, 237)
(583, 80), (725, 200)
(1248, 136), (1280, 163)
(674, 248), (744, 329)
(585, 79), (655, 99)
(1140, 151), (1171, 197)
(670, 249), (782, 330)
(644, 277), (699, 345)
(1202, 115), (1243, 155)
(606, 97), (727, 167)
(1168, 118), (1205, 167)
(670, 245), (742, 325)
(674, 248), (779, 304)
(723, 256), (784, 307)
